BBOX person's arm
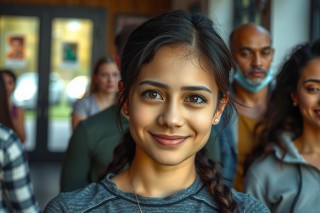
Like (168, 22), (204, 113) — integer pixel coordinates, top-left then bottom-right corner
(1, 128), (40, 212)
(60, 121), (91, 192)
(244, 164), (270, 208)
(71, 98), (89, 131)
(71, 114), (86, 131)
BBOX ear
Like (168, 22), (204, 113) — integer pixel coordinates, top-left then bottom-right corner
(290, 91), (298, 107)
(118, 80), (129, 116)
(212, 95), (229, 125)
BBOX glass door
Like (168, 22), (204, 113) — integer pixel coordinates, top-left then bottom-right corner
(0, 5), (107, 161)
(0, 15), (40, 151)
(48, 18), (93, 152)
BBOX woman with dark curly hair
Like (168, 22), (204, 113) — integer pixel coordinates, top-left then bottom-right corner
(244, 39), (320, 213)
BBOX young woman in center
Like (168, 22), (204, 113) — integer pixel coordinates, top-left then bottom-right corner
(45, 10), (269, 213)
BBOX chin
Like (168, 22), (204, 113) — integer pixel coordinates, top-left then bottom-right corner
(152, 154), (193, 167)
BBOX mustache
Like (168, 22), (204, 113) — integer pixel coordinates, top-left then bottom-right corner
(244, 67), (268, 76)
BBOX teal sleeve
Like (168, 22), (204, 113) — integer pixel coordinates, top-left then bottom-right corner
(60, 121), (91, 192)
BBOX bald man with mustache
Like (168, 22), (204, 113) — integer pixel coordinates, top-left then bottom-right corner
(217, 23), (275, 192)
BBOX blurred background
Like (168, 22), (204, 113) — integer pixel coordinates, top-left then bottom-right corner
(0, 0), (319, 209)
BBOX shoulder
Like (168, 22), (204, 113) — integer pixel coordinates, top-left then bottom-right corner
(0, 124), (24, 168)
(0, 124), (13, 141)
(244, 154), (277, 191)
(45, 181), (116, 212)
(248, 154), (275, 171)
(232, 190), (270, 213)
(82, 104), (118, 126)
(74, 94), (94, 107)
(0, 124), (19, 145)
(72, 94), (97, 116)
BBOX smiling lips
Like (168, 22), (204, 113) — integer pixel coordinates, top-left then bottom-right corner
(151, 134), (188, 147)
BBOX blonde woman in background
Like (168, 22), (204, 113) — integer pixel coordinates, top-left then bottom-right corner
(71, 56), (120, 130)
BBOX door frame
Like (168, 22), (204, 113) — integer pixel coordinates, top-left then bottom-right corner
(0, 4), (107, 161)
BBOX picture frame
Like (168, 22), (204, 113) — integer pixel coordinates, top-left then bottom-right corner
(60, 41), (79, 69)
(5, 34), (27, 67)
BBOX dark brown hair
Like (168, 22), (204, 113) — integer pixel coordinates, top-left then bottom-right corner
(0, 72), (14, 130)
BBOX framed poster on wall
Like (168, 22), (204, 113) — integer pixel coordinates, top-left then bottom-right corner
(5, 34), (27, 67)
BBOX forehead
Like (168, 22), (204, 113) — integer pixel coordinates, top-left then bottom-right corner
(135, 44), (217, 87)
(2, 73), (14, 81)
(98, 62), (118, 72)
(232, 27), (271, 50)
(299, 58), (320, 80)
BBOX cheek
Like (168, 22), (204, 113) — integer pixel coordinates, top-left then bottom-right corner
(299, 97), (314, 110)
(262, 58), (273, 68)
(236, 58), (250, 70)
(296, 92), (316, 115)
(128, 95), (156, 127)
(191, 112), (214, 133)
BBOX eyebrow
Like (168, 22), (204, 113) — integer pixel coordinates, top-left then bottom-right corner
(138, 80), (212, 93)
(304, 79), (320, 84)
(239, 46), (272, 52)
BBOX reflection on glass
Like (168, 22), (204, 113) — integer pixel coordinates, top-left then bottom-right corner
(0, 15), (39, 151)
(48, 18), (93, 152)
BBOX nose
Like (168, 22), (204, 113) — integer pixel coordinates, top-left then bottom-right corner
(252, 53), (262, 67)
(158, 101), (184, 128)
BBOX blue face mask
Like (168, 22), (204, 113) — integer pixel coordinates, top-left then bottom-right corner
(233, 67), (275, 93)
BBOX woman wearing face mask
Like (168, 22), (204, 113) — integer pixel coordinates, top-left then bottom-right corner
(244, 39), (320, 213)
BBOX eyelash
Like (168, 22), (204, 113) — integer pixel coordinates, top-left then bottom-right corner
(185, 94), (207, 104)
(306, 87), (320, 92)
(141, 90), (163, 100)
(141, 90), (208, 105)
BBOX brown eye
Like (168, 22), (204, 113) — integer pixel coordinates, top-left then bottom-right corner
(185, 94), (207, 104)
(240, 50), (252, 58)
(142, 90), (163, 100)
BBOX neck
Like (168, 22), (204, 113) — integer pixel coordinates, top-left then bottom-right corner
(127, 155), (197, 197)
(234, 82), (269, 120)
(295, 126), (320, 154)
(94, 91), (116, 109)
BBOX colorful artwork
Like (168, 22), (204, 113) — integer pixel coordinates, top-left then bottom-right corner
(5, 35), (27, 67)
(61, 42), (79, 69)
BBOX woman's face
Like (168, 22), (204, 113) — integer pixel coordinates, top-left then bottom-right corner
(125, 44), (227, 166)
(95, 62), (120, 94)
(292, 58), (320, 130)
(2, 73), (15, 97)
